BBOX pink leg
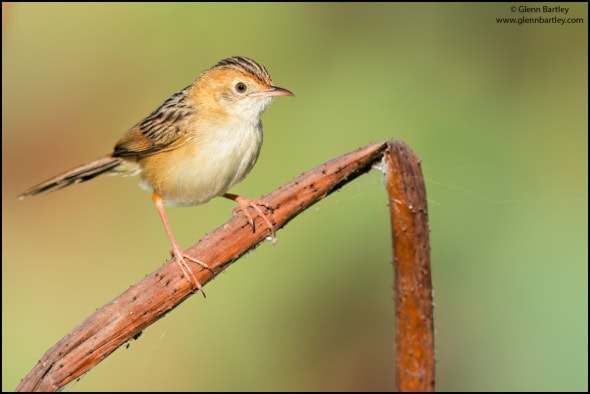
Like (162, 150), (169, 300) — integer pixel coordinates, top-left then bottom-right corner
(223, 193), (276, 241)
(152, 193), (213, 297)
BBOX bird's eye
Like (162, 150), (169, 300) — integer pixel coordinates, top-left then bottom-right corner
(235, 82), (247, 94)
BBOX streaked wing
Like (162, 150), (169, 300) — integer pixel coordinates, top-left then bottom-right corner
(113, 85), (195, 157)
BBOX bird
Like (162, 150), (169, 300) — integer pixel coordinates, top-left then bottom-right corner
(18, 56), (294, 297)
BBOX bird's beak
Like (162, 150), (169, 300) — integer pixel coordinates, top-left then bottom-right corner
(255, 86), (295, 97)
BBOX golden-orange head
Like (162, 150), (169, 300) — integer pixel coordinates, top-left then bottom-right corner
(191, 56), (294, 118)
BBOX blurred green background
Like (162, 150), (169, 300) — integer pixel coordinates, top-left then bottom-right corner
(2, 3), (587, 391)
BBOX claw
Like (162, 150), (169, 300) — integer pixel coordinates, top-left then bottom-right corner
(170, 245), (214, 298)
(224, 193), (276, 242)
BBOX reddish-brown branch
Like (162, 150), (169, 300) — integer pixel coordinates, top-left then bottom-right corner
(385, 143), (435, 391)
(15, 140), (434, 392)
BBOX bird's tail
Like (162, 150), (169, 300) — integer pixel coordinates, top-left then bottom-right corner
(18, 155), (124, 199)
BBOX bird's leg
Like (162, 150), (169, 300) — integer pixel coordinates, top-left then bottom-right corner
(152, 193), (214, 297)
(223, 193), (276, 242)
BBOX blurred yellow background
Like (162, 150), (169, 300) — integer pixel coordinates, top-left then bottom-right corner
(2, 3), (587, 391)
